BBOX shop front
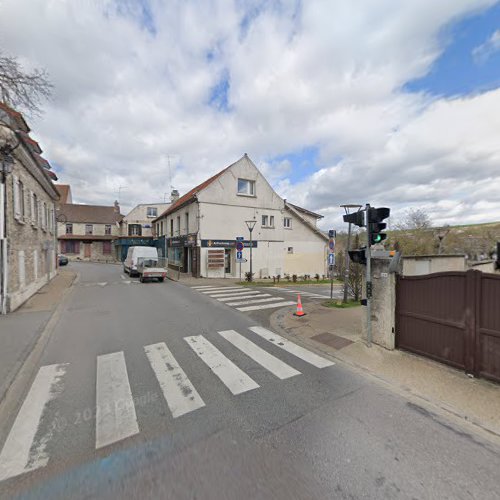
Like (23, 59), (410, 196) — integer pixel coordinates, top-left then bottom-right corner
(200, 239), (257, 278)
(166, 233), (199, 276)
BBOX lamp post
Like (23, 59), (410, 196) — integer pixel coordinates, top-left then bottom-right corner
(340, 204), (362, 303)
(245, 220), (256, 281)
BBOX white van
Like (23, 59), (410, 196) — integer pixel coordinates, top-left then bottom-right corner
(123, 246), (159, 276)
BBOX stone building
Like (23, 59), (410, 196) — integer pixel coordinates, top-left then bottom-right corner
(0, 103), (59, 313)
(57, 202), (123, 262)
(153, 154), (328, 278)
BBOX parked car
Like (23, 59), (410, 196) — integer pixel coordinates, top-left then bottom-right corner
(137, 258), (167, 283)
(58, 254), (69, 266)
(123, 246), (159, 277)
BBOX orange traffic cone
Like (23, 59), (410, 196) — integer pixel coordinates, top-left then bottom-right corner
(294, 294), (306, 317)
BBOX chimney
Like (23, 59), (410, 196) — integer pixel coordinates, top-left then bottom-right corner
(170, 189), (179, 203)
(114, 200), (120, 213)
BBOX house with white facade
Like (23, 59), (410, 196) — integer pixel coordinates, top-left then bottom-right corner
(153, 154), (328, 278)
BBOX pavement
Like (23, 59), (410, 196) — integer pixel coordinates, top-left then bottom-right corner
(0, 262), (499, 499)
(0, 270), (77, 404)
(271, 300), (500, 438)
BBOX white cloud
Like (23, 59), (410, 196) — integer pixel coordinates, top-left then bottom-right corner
(0, 0), (498, 231)
(472, 29), (500, 63)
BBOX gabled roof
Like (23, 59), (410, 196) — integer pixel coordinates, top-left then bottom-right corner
(285, 203), (328, 241)
(58, 203), (123, 224)
(285, 202), (323, 219)
(153, 164), (231, 221)
(55, 185), (72, 204)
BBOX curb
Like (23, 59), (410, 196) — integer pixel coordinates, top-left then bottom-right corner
(0, 272), (78, 433)
(270, 307), (500, 444)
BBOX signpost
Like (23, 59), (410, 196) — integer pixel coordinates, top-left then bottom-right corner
(236, 237), (244, 280)
(328, 230), (336, 299)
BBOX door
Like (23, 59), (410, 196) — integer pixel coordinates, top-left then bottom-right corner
(84, 243), (91, 258)
(224, 249), (232, 275)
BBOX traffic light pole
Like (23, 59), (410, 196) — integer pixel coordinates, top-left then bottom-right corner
(365, 203), (372, 347)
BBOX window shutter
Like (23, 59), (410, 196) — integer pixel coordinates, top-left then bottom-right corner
(30, 192), (35, 223)
(13, 175), (20, 219)
(75, 241), (80, 254)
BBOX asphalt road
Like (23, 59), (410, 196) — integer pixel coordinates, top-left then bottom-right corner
(0, 262), (499, 499)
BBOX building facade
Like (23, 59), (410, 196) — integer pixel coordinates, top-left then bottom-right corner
(57, 202), (123, 262)
(114, 202), (169, 261)
(0, 103), (59, 313)
(153, 154), (328, 278)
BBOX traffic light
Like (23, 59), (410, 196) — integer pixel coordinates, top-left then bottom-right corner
(348, 247), (367, 265)
(343, 211), (365, 227)
(368, 207), (390, 246)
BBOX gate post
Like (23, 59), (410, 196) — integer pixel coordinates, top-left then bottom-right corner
(464, 269), (480, 375)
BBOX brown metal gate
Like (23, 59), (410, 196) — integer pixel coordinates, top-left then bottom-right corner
(396, 270), (500, 383)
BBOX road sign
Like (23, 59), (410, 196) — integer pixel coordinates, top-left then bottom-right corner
(328, 253), (335, 266)
(236, 236), (244, 241)
(329, 240), (335, 251)
(236, 241), (244, 252)
(236, 258), (247, 263)
(236, 251), (243, 260)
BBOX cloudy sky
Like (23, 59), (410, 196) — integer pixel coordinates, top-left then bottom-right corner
(1, 0), (499, 230)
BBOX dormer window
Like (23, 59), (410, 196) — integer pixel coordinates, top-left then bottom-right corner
(237, 178), (255, 196)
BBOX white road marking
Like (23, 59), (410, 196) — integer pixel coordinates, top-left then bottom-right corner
(0, 364), (68, 481)
(184, 336), (259, 395)
(219, 330), (300, 380)
(200, 287), (245, 293)
(236, 301), (296, 312)
(218, 294), (272, 303)
(98, 282), (107, 287)
(226, 296), (284, 306)
(95, 352), (139, 449)
(121, 274), (126, 280)
(190, 285), (219, 289)
(249, 327), (335, 368)
(208, 290), (263, 298)
(145, 342), (205, 418)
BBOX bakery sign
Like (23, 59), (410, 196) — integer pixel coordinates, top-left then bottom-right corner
(201, 239), (257, 248)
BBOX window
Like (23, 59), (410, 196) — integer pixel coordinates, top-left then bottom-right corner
(30, 192), (35, 224)
(284, 217), (292, 229)
(63, 241), (80, 254)
(128, 224), (142, 236)
(85, 224), (93, 235)
(262, 215), (274, 227)
(19, 180), (25, 219)
(287, 247), (293, 254)
(185, 212), (189, 233)
(170, 219), (174, 236)
(32, 194), (38, 226)
(147, 207), (157, 218)
(176, 216), (181, 235)
(237, 178), (255, 196)
(105, 224), (112, 235)
(66, 223), (73, 234)
(103, 241), (112, 254)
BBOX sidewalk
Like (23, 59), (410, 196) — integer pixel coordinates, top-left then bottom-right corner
(271, 300), (500, 439)
(0, 270), (77, 403)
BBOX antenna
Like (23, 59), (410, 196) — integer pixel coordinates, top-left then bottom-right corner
(167, 155), (173, 190)
(117, 185), (127, 204)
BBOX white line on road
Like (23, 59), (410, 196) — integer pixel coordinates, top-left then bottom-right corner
(121, 274), (126, 280)
(249, 327), (335, 369)
(184, 336), (259, 395)
(0, 363), (68, 481)
(208, 291), (263, 298)
(226, 296), (284, 306)
(190, 285), (220, 289)
(236, 301), (296, 312)
(200, 287), (245, 293)
(219, 330), (300, 380)
(219, 294), (272, 303)
(145, 342), (205, 418)
(95, 352), (139, 449)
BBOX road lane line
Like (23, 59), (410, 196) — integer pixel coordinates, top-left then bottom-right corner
(208, 291), (263, 298)
(95, 352), (139, 449)
(184, 336), (259, 395)
(145, 342), (205, 418)
(0, 363), (68, 481)
(219, 330), (300, 380)
(236, 301), (296, 312)
(249, 327), (335, 368)
(200, 287), (245, 293)
(226, 296), (284, 306)
(219, 294), (272, 303)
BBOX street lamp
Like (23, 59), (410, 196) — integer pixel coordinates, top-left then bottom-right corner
(340, 204), (362, 303)
(245, 219), (256, 281)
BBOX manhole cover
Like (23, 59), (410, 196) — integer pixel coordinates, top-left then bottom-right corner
(311, 332), (353, 350)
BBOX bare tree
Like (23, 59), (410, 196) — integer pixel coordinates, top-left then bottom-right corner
(0, 51), (53, 116)
(396, 208), (432, 230)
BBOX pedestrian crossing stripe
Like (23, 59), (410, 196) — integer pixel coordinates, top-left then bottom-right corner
(0, 327), (334, 482)
(208, 291), (263, 298)
(217, 293), (272, 302)
(236, 301), (296, 312)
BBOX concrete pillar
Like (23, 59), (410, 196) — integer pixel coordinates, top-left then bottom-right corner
(362, 258), (396, 350)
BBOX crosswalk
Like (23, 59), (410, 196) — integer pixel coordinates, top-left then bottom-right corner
(0, 327), (334, 483)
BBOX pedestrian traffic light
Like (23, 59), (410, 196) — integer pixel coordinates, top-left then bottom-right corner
(343, 211), (365, 227)
(368, 207), (390, 246)
(348, 247), (367, 265)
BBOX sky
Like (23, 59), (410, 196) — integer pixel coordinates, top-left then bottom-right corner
(1, 0), (499, 231)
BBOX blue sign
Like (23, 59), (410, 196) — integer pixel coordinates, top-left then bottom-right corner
(236, 251), (243, 259)
(236, 241), (244, 252)
(329, 240), (335, 251)
(328, 253), (335, 266)
(236, 236), (244, 241)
